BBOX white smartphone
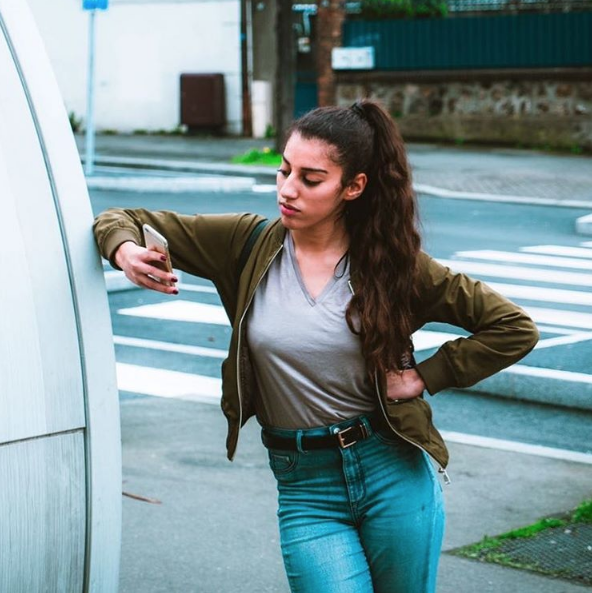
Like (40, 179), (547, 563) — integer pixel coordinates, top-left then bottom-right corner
(142, 223), (174, 286)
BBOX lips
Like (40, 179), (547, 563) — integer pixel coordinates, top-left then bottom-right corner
(279, 202), (300, 213)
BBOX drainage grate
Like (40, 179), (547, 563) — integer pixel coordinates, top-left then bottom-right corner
(456, 523), (592, 585)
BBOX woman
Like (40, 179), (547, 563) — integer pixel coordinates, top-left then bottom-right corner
(93, 99), (539, 592)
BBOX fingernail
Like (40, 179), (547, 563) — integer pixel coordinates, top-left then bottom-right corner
(172, 276), (178, 283)
(172, 289), (179, 295)
(161, 255), (167, 262)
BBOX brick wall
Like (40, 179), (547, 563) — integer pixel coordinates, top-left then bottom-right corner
(336, 71), (592, 151)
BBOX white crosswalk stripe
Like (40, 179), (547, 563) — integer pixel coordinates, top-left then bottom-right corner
(116, 362), (221, 403)
(438, 258), (592, 287)
(454, 250), (592, 270)
(521, 245), (592, 259)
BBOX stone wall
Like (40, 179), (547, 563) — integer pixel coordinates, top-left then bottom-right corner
(336, 72), (592, 151)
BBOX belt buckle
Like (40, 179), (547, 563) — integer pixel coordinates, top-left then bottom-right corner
(335, 423), (367, 449)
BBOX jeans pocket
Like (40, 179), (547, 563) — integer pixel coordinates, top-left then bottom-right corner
(268, 450), (299, 475)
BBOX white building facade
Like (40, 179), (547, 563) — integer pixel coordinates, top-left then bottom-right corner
(27, 0), (242, 134)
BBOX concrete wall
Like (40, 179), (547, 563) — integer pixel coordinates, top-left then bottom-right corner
(27, 0), (242, 134)
(336, 71), (592, 151)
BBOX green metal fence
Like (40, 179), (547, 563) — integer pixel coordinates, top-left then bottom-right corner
(343, 12), (592, 70)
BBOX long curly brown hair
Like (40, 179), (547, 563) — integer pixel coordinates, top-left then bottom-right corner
(288, 99), (421, 378)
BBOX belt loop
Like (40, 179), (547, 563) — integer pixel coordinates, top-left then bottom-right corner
(361, 415), (372, 436)
(296, 430), (306, 454)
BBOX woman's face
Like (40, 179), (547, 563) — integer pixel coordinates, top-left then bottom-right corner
(277, 132), (365, 234)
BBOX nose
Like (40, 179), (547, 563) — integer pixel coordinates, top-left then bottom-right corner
(279, 172), (298, 200)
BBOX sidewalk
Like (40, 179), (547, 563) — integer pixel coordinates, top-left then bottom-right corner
(76, 133), (592, 211)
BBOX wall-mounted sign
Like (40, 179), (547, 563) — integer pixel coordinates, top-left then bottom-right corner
(83, 0), (108, 10)
(332, 47), (375, 70)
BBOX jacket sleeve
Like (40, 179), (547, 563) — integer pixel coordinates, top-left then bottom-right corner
(413, 251), (539, 395)
(92, 208), (263, 284)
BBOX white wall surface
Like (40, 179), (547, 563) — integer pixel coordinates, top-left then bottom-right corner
(27, 0), (242, 134)
(1, 0), (122, 588)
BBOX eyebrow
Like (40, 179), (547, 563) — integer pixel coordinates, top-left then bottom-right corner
(282, 156), (328, 174)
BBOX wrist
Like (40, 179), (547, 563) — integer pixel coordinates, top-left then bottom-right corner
(114, 241), (137, 269)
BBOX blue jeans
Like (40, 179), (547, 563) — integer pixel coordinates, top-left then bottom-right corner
(264, 415), (445, 593)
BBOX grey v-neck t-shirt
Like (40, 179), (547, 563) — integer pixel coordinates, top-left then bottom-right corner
(247, 232), (376, 429)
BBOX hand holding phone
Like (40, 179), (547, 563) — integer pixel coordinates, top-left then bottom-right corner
(142, 224), (175, 287)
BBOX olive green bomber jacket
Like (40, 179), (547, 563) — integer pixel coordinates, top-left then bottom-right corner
(93, 208), (540, 469)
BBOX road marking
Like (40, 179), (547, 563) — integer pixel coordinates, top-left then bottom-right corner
(583, 241), (592, 248)
(535, 325), (580, 335)
(253, 184), (277, 193)
(113, 335), (227, 358)
(504, 364), (592, 384)
(486, 282), (592, 307)
(176, 283), (218, 294)
(413, 330), (462, 350)
(441, 431), (592, 465)
(521, 306), (592, 330)
(118, 300), (231, 326)
(521, 245), (592, 259)
(437, 258), (592, 287)
(116, 362), (221, 403)
(454, 250), (592, 271)
(414, 183), (592, 209)
(535, 332), (592, 349)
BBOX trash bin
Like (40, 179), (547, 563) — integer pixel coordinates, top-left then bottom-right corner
(180, 73), (225, 131)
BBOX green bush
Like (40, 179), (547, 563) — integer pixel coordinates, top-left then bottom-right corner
(231, 147), (282, 167)
(360, 0), (448, 19)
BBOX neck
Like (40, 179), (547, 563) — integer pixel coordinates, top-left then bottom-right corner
(290, 221), (349, 255)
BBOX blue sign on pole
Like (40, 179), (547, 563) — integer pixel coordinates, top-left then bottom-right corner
(83, 0), (108, 9)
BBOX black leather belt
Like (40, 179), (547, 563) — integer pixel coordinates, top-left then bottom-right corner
(262, 416), (380, 451)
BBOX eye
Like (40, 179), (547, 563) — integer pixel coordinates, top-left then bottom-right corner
(303, 178), (322, 187)
(277, 168), (289, 177)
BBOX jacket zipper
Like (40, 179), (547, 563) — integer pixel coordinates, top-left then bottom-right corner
(233, 244), (284, 460)
(374, 375), (451, 485)
(348, 280), (450, 484)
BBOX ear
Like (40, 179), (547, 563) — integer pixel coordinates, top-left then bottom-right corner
(343, 173), (367, 202)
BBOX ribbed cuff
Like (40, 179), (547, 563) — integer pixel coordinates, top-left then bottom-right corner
(415, 349), (457, 395)
(103, 228), (141, 270)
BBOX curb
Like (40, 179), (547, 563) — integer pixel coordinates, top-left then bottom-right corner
(87, 174), (256, 193)
(470, 364), (592, 412)
(87, 156), (592, 211)
(576, 213), (592, 235)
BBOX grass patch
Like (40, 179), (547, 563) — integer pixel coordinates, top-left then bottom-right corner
(573, 498), (592, 523)
(453, 497), (592, 578)
(231, 147), (282, 167)
(458, 517), (568, 561)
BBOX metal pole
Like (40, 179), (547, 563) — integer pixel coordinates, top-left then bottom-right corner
(84, 9), (96, 176)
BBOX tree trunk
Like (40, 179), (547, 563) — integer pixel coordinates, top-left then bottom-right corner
(274, 0), (296, 152)
(316, 0), (345, 107)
